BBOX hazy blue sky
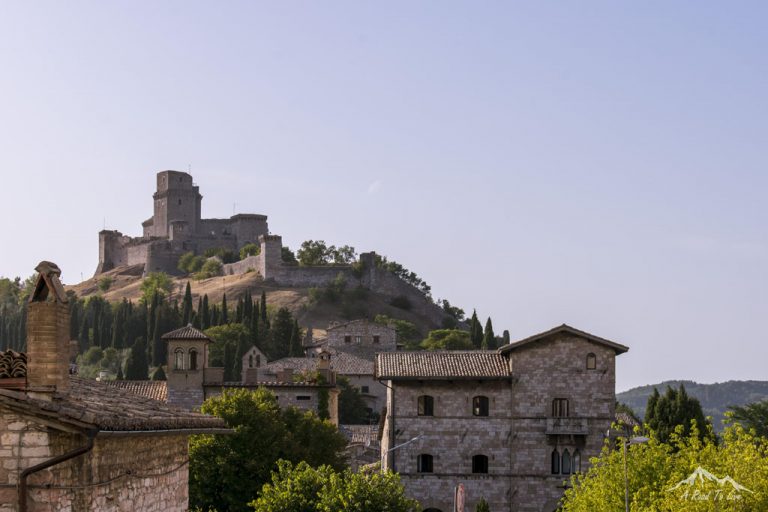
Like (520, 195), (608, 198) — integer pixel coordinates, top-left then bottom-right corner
(1, 2), (765, 391)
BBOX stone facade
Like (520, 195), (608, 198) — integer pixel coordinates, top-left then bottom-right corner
(0, 413), (189, 512)
(377, 325), (628, 512)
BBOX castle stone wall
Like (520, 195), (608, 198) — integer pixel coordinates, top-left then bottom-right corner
(223, 255), (261, 276)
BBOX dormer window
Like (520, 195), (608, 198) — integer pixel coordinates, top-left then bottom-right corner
(586, 353), (596, 370)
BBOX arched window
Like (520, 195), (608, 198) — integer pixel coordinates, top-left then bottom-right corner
(551, 449), (560, 474)
(417, 454), (433, 473)
(189, 349), (198, 371)
(573, 450), (581, 473)
(473, 396), (489, 417)
(174, 348), (184, 370)
(562, 449), (571, 475)
(586, 353), (596, 370)
(472, 454), (488, 474)
(249, 355), (254, 368)
(418, 395), (434, 416)
(552, 398), (569, 417)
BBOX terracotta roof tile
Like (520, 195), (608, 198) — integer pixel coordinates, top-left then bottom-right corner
(0, 350), (26, 378)
(161, 324), (211, 341)
(104, 380), (168, 402)
(376, 351), (510, 380)
(0, 377), (225, 432)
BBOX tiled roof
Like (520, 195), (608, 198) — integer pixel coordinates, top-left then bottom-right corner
(161, 324), (211, 341)
(0, 350), (26, 378)
(499, 324), (629, 355)
(376, 351), (510, 380)
(105, 380), (168, 402)
(264, 351), (374, 376)
(0, 377), (226, 432)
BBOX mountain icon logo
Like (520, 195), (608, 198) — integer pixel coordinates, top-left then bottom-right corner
(668, 466), (754, 500)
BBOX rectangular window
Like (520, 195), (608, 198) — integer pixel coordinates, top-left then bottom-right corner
(373, 335), (380, 344)
(361, 386), (370, 394)
(552, 398), (569, 417)
(354, 336), (362, 344)
(344, 335), (351, 344)
(296, 396), (311, 401)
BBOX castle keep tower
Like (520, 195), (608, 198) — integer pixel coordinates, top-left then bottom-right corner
(148, 171), (202, 237)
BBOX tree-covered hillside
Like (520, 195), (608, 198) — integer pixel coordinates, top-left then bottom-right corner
(617, 380), (768, 431)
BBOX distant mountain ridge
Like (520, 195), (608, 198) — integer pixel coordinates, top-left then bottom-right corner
(617, 380), (768, 432)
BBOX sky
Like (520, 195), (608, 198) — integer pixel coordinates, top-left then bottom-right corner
(0, 2), (765, 392)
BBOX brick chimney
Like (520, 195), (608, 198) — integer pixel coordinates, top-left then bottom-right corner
(26, 261), (70, 395)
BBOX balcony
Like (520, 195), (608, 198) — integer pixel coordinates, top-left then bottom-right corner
(546, 417), (589, 436)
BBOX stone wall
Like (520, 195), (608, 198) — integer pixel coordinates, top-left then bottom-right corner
(326, 320), (397, 350)
(0, 411), (190, 512)
(223, 255), (261, 276)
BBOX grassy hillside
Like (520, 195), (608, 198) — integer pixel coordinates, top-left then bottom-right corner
(617, 380), (768, 431)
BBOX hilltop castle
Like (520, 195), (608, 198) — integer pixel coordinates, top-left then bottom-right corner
(95, 170), (451, 326)
(96, 170), (269, 275)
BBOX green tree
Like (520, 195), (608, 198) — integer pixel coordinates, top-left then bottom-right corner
(288, 320), (302, 357)
(297, 240), (331, 266)
(475, 498), (490, 512)
(337, 377), (369, 424)
(251, 460), (419, 512)
(124, 337), (149, 380)
(469, 310), (483, 349)
(645, 384), (712, 444)
(728, 399), (768, 438)
(330, 244), (356, 264)
(482, 317), (495, 350)
(281, 246), (298, 265)
(502, 329), (510, 345)
(561, 423), (768, 511)
(239, 243), (261, 260)
(139, 272), (173, 304)
(195, 258), (223, 280)
(421, 329), (473, 350)
(182, 281), (193, 325)
(189, 388), (347, 512)
(98, 276), (113, 292)
(267, 307), (294, 360)
(151, 365), (166, 381)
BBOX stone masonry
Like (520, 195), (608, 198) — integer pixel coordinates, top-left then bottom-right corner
(377, 325), (628, 512)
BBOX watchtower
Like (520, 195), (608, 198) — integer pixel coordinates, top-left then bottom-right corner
(152, 171), (202, 237)
(163, 324), (210, 410)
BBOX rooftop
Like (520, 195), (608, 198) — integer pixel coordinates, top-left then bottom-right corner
(161, 324), (211, 341)
(376, 351), (510, 380)
(104, 380), (168, 402)
(499, 324), (629, 355)
(0, 377), (225, 432)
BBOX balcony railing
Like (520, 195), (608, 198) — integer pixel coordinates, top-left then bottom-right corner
(546, 417), (589, 435)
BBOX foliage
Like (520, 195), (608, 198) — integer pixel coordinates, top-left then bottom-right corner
(561, 423), (768, 511)
(196, 258), (224, 280)
(204, 247), (238, 264)
(139, 272), (173, 304)
(617, 380), (768, 432)
(475, 498), (490, 512)
(389, 295), (412, 310)
(124, 337), (149, 380)
(151, 365), (166, 381)
(338, 377), (370, 424)
(646, 384), (712, 444)
(251, 460), (420, 512)
(374, 255), (431, 297)
(240, 243), (261, 260)
(189, 388), (347, 512)
(297, 240), (357, 266)
(727, 399), (768, 438)
(178, 252), (206, 274)
(206, 323), (253, 381)
(98, 276), (113, 292)
(469, 310), (483, 349)
(281, 246), (298, 265)
(482, 317), (496, 350)
(373, 315), (421, 347)
(421, 329), (473, 350)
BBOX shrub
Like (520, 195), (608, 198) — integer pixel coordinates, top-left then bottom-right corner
(203, 247), (237, 264)
(98, 276), (113, 292)
(239, 243), (260, 260)
(195, 259), (223, 280)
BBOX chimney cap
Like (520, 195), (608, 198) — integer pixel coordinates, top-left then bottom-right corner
(30, 261), (68, 303)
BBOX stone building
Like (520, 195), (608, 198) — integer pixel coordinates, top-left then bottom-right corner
(161, 325), (339, 424)
(302, 320), (398, 415)
(96, 170), (269, 275)
(0, 262), (227, 512)
(376, 324), (629, 512)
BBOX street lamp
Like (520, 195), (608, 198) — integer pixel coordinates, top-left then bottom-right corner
(381, 434), (422, 472)
(623, 436), (649, 512)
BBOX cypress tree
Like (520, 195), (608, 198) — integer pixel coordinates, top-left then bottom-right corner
(288, 320), (302, 357)
(152, 308), (165, 367)
(182, 282), (193, 325)
(221, 294), (228, 325)
(469, 310), (483, 349)
(260, 291), (267, 322)
(201, 294), (210, 330)
(482, 317), (496, 350)
(125, 337), (149, 380)
(502, 329), (511, 345)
